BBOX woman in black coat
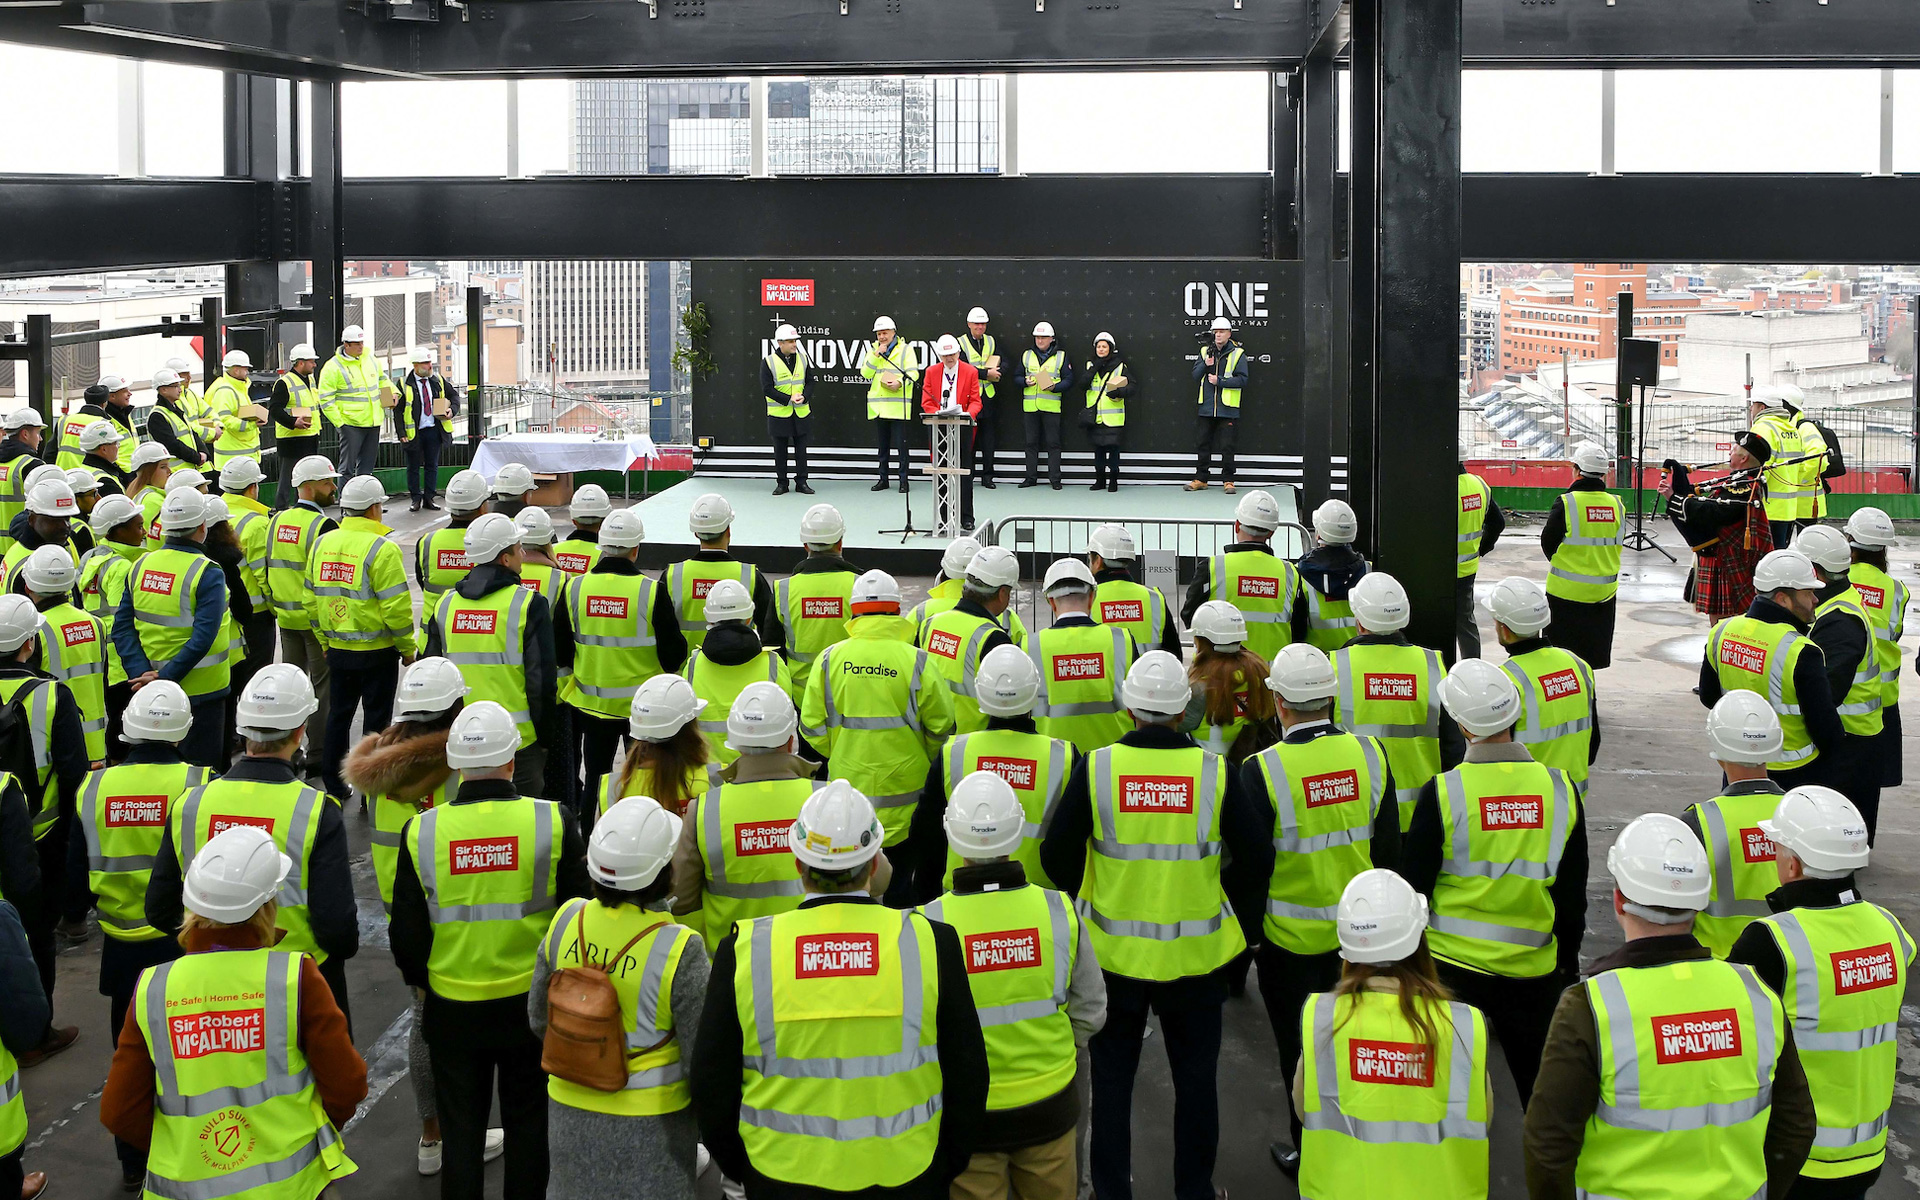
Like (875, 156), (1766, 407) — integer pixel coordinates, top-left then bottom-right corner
(1081, 333), (1133, 492)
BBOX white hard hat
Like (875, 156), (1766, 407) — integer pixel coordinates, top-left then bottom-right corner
(935, 334), (960, 357)
(165, 468), (207, 493)
(234, 664), (320, 739)
(941, 535), (982, 579)
(164, 356), (194, 374)
(944, 771), (1027, 860)
(89, 494), (141, 538)
(572, 484), (612, 521)
(850, 569), (902, 614)
(975, 643), (1040, 717)
(1336, 869), (1429, 964)
(773, 324), (799, 342)
(462, 513), (520, 565)
(1042, 557), (1096, 596)
(966, 307), (989, 324)
(790, 779), (884, 870)
(77, 421), (124, 451)
(338, 474), (388, 512)
(799, 503), (845, 545)
(1791, 524), (1851, 574)
(445, 469), (490, 514)
(1844, 507), (1895, 550)
(64, 468), (102, 495)
(1607, 813), (1711, 915)
(159, 487), (208, 533)
(1752, 549), (1820, 593)
(409, 346), (433, 363)
(446, 701), (523, 769)
(1210, 316), (1233, 331)
(1571, 442), (1611, 476)
(129, 442), (171, 470)
(726, 680), (798, 750)
(1350, 572), (1410, 632)
(218, 456), (266, 491)
(1484, 575), (1551, 637)
(123, 679), (193, 743)
(0, 596), (39, 652)
(3, 409), (45, 431)
(964, 545), (1019, 590)
(19, 544), (75, 594)
(25, 478), (76, 520)
(182, 826), (291, 924)
(221, 349), (251, 369)
(1086, 523), (1135, 562)
(688, 492), (735, 536)
(394, 657), (470, 721)
(291, 455), (338, 487)
(1437, 658), (1520, 738)
(1032, 321), (1054, 338)
(151, 368), (182, 388)
(702, 578), (755, 624)
(1311, 499), (1358, 544)
(200, 493), (231, 528)
(630, 674), (705, 741)
(1761, 786), (1870, 873)
(1093, 331), (1116, 348)
(341, 324), (367, 342)
(1121, 649), (1192, 716)
(1189, 600), (1246, 652)
(1265, 643), (1338, 705)
(1233, 489), (1281, 533)
(589, 796), (682, 891)
(515, 507), (555, 546)
(289, 343), (318, 363)
(492, 462), (536, 498)
(99, 375), (129, 393)
(872, 316), (896, 333)
(1704, 691), (1783, 765)
(599, 508), (645, 549)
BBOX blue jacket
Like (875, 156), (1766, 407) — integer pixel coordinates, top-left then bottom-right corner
(0, 900), (48, 1054)
(1192, 340), (1249, 419)
(113, 537), (230, 694)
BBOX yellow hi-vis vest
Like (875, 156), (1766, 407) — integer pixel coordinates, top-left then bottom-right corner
(765, 351), (809, 419)
(732, 904), (943, 1188)
(961, 333), (996, 399)
(130, 548), (232, 699)
(79, 542), (139, 686)
(266, 505), (328, 632)
(938, 730), (1071, 890)
(1207, 548), (1300, 663)
(911, 579), (1031, 650)
(0, 683), (58, 840)
(920, 606), (1003, 735)
(802, 636), (940, 845)
(1686, 781), (1786, 960)
(410, 797), (562, 1000)
(273, 370), (320, 440)
(138, 485), (168, 552)
(539, 898), (697, 1115)
(0, 1017), (19, 1159)
(1457, 473), (1492, 579)
(553, 535), (601, 578)
(1197, 345), (1245, 410)
(598, 759), (725, 818)
(776, 568), (857, 696)
(922, 885), (1078, 1110)
(150, 403), (202, 471)
(1708, 615), (1823, 770)
(1545, 490), (1624, 603)
(80, 760), (211, 941)
(687, 648), (794, 771)
(204, 373), (261, 468)
(665, 558), (759, 652)
(1085, 361), (1125, 426)
(416, 525), (471, 600)
(1847, 562), (1908, 711)
(0, 453), (36, 551)
(1499, 644), (1597, 798)
(519, 561), (564, 606)
(1027, 622), (1134, 756)
(862, 338), (918, 421)
(1021, 348), (1067, 414)
(1427, 760), (1576, 979)
(317, 349), (388, 428)
(1078, 743), (1244, 981)
(37, 601), (106, 761)
(394, 371), (456, 439)
(370, 773), (456, 913)
(1751, 900), (1914, 1180)
(1793, 414), (1828, 521)
(565, 570), (664, 719)
(433, 585), (537, 744)
(171, 777), (333, 963)
(135, 950), (357, 1200)
(1814, 588), (1884, 737)
(1092, 578), (1166, 650)
(1297, 989), (1491, 1200)
(1331, 641), (1444, 828)
(225, 493), (272, 610)
(54, 410), (109, 470)
(693, 777), (815, 948)
(308, 517), (415, 654)
(1751, 409), (1806, 522)
(1193, 670), (1253, 759)
(1303, 581), (1359, 653)
(1251, 731), (1389, 955)
(1577, 959), (1781, 1200)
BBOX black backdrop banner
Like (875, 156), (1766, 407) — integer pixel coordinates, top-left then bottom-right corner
(691, 259), (1313, 481)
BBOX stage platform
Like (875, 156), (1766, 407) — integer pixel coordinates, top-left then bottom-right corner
(627, 478), (1304, 577)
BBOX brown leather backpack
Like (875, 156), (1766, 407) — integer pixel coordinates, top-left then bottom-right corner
(541, 905), (662, 1092)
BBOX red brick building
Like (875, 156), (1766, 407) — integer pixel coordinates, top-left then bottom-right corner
(1499, 263), (1737, 374)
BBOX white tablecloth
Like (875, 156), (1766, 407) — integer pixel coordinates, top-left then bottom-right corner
(471, 433), (659, 478)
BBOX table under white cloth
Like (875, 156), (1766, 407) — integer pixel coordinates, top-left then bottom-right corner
(471, 433), (659, 477)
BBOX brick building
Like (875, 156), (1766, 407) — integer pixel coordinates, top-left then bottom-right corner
(1499, 263), (1737, 374)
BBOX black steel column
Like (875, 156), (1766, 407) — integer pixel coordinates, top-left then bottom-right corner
(223, 73), (298, 368)
(1347, 0), (1380, 554)
(467, 285), (485, 448)
(309, 80), (344, 359)
(24, 315), (51, 428)
(1363, 0), (1462, 653)
(1613, 289), (1634, 484)
(1296, 55), (1339, 507)
(1910, 297), (1919, 491)
(1269, 71), (1298, 261)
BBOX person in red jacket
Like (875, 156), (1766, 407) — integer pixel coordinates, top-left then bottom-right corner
(922, 334), (982, 531)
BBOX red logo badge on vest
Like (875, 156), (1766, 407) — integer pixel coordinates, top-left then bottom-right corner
(734, 820), (794, 857)
(586, 595), (630, 620)
(1052, 652), (1107, 683)
(436, 549), (468, 571)
(64, 421), (84, 439)
(795, 932), (878, 977)
(1460, 493), (1484, 513)
(927, 630), (962, 660)
(965, 928), (1040, 973)
(1237, 576), (1280, 600)
(978, 756), (1037, 791)
(692, 579), (716, 599)
(802, 596), (844, 619)
(105, 795), (166, 827)
(1100, 599), (1144, 624)
(60, 621), (95, 648)
(1479, 795), (1544, 830)
(1717, 638), (1768, 675)
(762, 279), (815, 306)
(556, 553), (590, 574)
(168, 1009), (265, 1059)
(450, 837), (518, 874)
(1652, 1009), (1743, 1063)
(1302, 769), (1359, 809)
(148, 517), (163, 541)
(1118, 775), (1194, 814)
(1739, 827), (1776, 864)
(1833, 943), (1898, 995)
(1856, 584), (1885, 610)
(1584, 505), (1619, 525)
(1349, 1039), (1433, 1087)
(208, 814), (274, 837)
(318, 560), (355, 585)
(452, 609), (497, 635)
(274, 523), (302, 545)
(138, 569), (177, 596)
(1364, 673), (1417, 702)
(1540, 668), (1582, 701)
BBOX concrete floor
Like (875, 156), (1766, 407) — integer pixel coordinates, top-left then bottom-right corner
(15, 502), (1920, 1199)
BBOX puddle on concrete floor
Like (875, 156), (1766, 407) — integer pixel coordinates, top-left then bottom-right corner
(1649, 633), (1709, 667)
(1629, 608), (1701, 628)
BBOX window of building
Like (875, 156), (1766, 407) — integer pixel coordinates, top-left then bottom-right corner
(140, 63), (225, 177)
(0, 44), (119, 173)
(1462, 70), (1601, 172)
(1020, 72), (1269, 173)
(1616, 69), (1879, 172)
(342, 81), (510, 175)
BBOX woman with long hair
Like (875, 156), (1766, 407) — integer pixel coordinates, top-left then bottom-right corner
(602, 674), (717, 827)
(124, 445), (172, 550)
(1183, 600), (1278, 762)
(1291, 869), (1492, 1198)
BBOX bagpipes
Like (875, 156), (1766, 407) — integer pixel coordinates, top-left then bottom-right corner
(1661, 450), (1827, 503)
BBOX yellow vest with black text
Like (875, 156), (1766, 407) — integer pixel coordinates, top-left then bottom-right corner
(1545, 490), (1623, 602)
(693, 777), (814, 947)
(371, 773), (456, 912)
(1427, 759), (1576, 979)
(1847, 561), (1908, 711)
(805, 635), (940, 844)
(172, 776), (334, 962)
(204, 373), (261, 467)
(267, 505), (328, 631)
(129, 548), (232, 699)
(687, 647), (793, 770)
(1751, 410), (1806, 522)
(1208, 548), (1299, 662)
(37, 601), (106, 761)
(1021, 348), (1068, 414)
(1253, 731), (1389, 955)
(863, 339), (917, 421)
(81, 760), (211, 941)
(273, 370), (321, 440)
(566, 569), (665, 718)
(1707, 615), (1822, 770)
(920, 605), (1002, 735)
(541, 898), (696, 1115)
(777, 569), (857, 696)
(938, 730), (1070, 890)
(433, 585), (538, 744)
(1092, 578), (1165, 651)
(1331, 641), (1444, 828)
(1500, 644), (1597, 797)
(765, 351), (809, 419)
(1028, 621), (1134, 755)
(79, 542), (138, 686)
(665, 558), (759, 652)
(1815, 587), (1884, 737)
(410, 797), (562, 1000)
(1686, 782), (1786, 959)
(1457, 473), (1491, 579)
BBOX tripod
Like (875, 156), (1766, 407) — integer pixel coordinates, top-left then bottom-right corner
(877, 466), (925, 544)
(1621, 381), (1675, 561)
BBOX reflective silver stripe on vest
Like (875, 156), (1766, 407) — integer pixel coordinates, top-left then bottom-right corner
(143, 1128), (339, 1200)
(818, 644), (920, 733)
(1426, 912), (1552, 948)
(1501, 657), (1596, 749)
(310, 537), (403, 601)
(134, 557), (206, 628)
(1302, 994), (1487, 1144)
(691, 653), (781, 737)
(144, 952), (312, 1119)
(1438, 768), (1572, 882)
(1813, 1112), (1891, 1149)
(1074, 895), (1232, 942)
(927, 889), (1073, 1027)
(439, 584), (531, 669)
(1028, 625), (1130, 719)
(1089, 749), (1222, 861)
(1548, 565), (1619, 586)
(1259, 734), (1386, 855)
(1590, 964), (1777, 1134)
(1334, 647), (1443, 740)
(14, 680), (51, 773)
(178, 784), (322, 908)
(1305, 586), (1357, 632)
(703, 789), (806, 902)
(416, 802), (556, 923)
(79, 770), (158, 872)
(1765, 907), (1902, 1058)
(1696, 801), (1772, 920)
(1210, 554), (1292, 622)
(945, 622), (996, 700)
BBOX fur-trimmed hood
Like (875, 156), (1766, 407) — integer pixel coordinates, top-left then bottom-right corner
(343, 727), (454, 802)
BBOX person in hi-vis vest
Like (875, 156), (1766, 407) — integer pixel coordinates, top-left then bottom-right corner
(1013, 322), (1072, 490)
(1524, 813), (1816, 1200)
(1792, 524), (1886, 837)
(960, 306), (1003, 488)
(1843, 506), (1907, 807)
(318, 324), (393, 482)
(396, 347), (460, 513)
(266, 344), (321, 512)
(1680, 693), (1787, 959)
(762, 323), (813, 496)
(1455, 464), (1505, 661)
(1188, 316), (1248, 493)
(1540, 442), (1624, 670)
(1484, 576), (1600, 803)
(1086, 523), (1181, 656)
(1291, 500), (1370, 655)
(862, 316), (920, 494)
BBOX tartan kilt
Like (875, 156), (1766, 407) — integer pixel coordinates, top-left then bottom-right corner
(1688, 502), (1774, 621)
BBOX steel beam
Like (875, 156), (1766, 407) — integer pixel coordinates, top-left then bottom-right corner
(1347, 0), (1379, 556)
(1295, 55), (1340, 507)
(1463, 0), (1920, 66)
(309, 81), (345, 359)
(0, 178), (268, 276)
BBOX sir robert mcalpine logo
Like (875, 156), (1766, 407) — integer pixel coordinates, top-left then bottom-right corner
(1364, 673), (1417, 702)
(795, 932), (878, 978)
(1652, 1009), (1743, 1064)
(802, 596), (845, 619)
(965, 928), (1040, 974)
(274, 524), (303, 545)
(452, 609), (498, 635)
(1540, 668), (1583, 701)
(1052, 653), (1107, 683)
(692, 579), (716, 599)
(60, 620), (96, 648)
(105, 795), (167, 827)
(1302, 769), (1359, 809)
(1236, 576), (1281, 600)
(138, 568), (177, 596)
(168, 1009), (265, 1059)
(927, 629), (962, 660)
(449, 837), (518, 874)
(586, 595), (630, 620)
(1584, 505), (1619, 524)
(1118, 775), (1194, 814)
(318, 560), (356, 586)
(209, 813), (274, 837)
(1832, 943), (1899, 995)
(436, 549), (468, 571)
(734, 819), (794, 857)
(1349, 1039), (1433, 1087)
(1460, 492), (1484, 514)
(1739, 826), (1777, 864)
(1717, 638), (1768, 675)
(556, 552), (590, 573)
(762, 279), (815, 306)
(1479, 794), (1544, 830)
(1100, 599), (1144, 624)
(1856, 584), (1886, 610)
(977, 756), (1037, 791)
